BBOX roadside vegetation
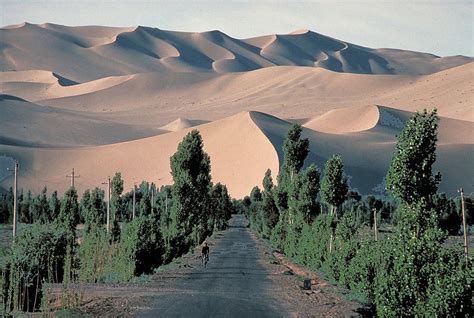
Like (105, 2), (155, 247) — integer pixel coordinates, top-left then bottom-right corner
(0, 130), (233, 314)
(242, 110), (472, 316)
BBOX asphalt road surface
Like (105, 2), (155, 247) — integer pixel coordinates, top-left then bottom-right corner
(139, 215), (289, 317)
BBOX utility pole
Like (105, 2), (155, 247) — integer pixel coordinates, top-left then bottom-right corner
(102, 177), (111, 234)
(66, 168), (80, 188)
(459, 188), (468, 264)
(151, 183), (154, 212)
(132, 184), (136, 220)
(373, 208), (378, 241)
(8, 161), (19, 240)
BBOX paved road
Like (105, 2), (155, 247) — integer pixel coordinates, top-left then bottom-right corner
(139, 215), (288, 317)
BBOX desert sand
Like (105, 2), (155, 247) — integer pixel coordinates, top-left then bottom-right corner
(0, 24), (472, 198)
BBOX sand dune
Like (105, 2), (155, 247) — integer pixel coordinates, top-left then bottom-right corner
(160, 118), (208, 132)
(4, 62), (469, 126)
(0, 94), (160, 147)
(1, 24), (472, 198)
(0, 109), (472, 198)
(1, 24), (471, 82)
(0, 112), (279, 198)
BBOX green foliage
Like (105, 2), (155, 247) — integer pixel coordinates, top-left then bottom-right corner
(77, 228), (111, 283)
(82, 188), (105, 233)
(434, 193), (461, 235)
(282, 124), (309, 176)
(170, 130), (212, 249)
(58, 187), (79, 241)
(111, 172), (124, 223)
(288, 164), (321, 224)
(49, 191), (60, 221)
(209, 183), (233, 231)
(112, 216), (164, 282)
(251, 109), (470, 316)
(275, 124), (309, 213)
(0, 188), (13, 224)
(0, 224), (68, 313)
(374, 202), (472, 317)
(320, 154), (348, 215)
(386, 109), (441, 205)
(261, 170), (279, 237)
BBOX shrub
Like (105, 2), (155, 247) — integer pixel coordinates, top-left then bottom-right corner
(0, 224), (68, 313)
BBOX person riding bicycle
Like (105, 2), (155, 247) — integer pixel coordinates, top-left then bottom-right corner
(201, 241), (210, 264)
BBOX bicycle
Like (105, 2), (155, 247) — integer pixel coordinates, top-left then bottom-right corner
(201, 253), (209, 267)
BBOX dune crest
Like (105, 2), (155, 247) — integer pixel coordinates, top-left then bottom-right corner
(1, 23), (471, 81)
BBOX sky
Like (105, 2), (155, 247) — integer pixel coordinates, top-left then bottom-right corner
(1, 0), (473, 57)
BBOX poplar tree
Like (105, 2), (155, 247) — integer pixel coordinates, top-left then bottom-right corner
(386, 109), (440, 205)
(275, 124), (309, 212)
(321, 155), (348, 216)
(170, 130), (212, 249)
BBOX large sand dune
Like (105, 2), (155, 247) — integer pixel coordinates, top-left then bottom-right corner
(0, 24), (472, 198)
(0, 108), (472, 198)
(1, 24), (471, 81)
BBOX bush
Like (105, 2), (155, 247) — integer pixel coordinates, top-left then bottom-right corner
(1, 224), (68, 313)
(112, 216), (164, 282)
(77, 228), (113, 283)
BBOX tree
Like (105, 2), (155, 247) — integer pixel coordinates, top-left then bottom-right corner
(294, 164), (321, 223)
(110, 172), (124, 241)
(36, 187), (50, 223)
(111, 172), (124, 222)
(320, 155), (348, 216)
(282, 124), (309, 178)
(19, 190), (32, 223)
(49, 190), (60, 221)
(261, 169), (279, 236)
(57, 187), (79, 240)
(209, 183), (233, 231)
(386, 109), (441, 205)
(84, 188), (105, 233)
(376, 109), (471, 317)
(274, 124), (309, 212)
(170, 130), (212, 249)
(80, 189), (91, 225)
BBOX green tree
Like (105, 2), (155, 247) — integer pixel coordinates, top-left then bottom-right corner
(320, 155), (348, 216)
(170, 130), (212, 250)
(36, 187), (50, 223)
(111, 172), (124, 221)
(386, 109), (441, 205)
(57, 187), (79, 241)
(376, 109), (472, 317)
(110, 172), (124, 241)
(84, 188), (105, 233)
(274, 124), (309, 212)
(261, 169), (279, 236)
(49, 190), (60, 221)
(209, 183), (232, 231)
(294, 164), (321, 223)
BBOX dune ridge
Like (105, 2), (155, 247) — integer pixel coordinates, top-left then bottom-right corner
(1, 24), (471, 81)
(0, 109), (472, 198)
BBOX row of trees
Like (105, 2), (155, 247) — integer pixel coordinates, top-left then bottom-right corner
(244, 110), (472, 316)
(0, 130), (233, 314)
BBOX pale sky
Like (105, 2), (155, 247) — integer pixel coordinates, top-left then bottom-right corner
(1, 0), (473, 57)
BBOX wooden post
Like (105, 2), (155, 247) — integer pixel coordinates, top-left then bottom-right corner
(373, 208), (378, 241)
(459, 188), (469, 264)
(132, 184), (136, 219)
(12, 161), (18, 240)
(102, 177), (111, 233)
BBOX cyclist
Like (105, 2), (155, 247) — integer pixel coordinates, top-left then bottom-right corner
(201, 241), (210, 266)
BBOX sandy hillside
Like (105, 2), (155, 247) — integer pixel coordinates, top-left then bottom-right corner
(0, 108), (472, 198)
(0, 24), (472, 198)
